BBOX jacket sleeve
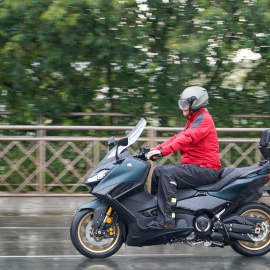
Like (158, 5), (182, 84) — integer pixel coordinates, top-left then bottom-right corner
(161, 113), (212, 156)
(154, 133), (180, 150)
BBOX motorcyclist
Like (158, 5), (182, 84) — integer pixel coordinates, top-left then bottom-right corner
(146, 86), (221, 230)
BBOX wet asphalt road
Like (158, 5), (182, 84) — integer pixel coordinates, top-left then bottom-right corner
(1, 197), (270, 270)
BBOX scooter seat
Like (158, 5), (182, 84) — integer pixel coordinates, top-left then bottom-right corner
(196, 163), (262, 192)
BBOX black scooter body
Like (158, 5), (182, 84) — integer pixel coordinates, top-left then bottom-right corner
(79, 153), (270, 247)
(73, 121), (270, 258)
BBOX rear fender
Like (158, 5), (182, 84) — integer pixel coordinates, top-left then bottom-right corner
(232, 201), (270, 216)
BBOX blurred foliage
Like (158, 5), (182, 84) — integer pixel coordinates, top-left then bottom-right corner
(0, 0), (269, 129)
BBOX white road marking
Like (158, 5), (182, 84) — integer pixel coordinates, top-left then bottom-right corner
(0, 227), (68, 229)
(0, 254), (194, 258)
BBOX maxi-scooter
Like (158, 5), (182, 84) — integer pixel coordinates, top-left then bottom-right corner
(70, 118), (270, 258)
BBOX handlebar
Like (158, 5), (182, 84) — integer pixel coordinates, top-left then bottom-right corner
(149, 152), (162, 161)
(133, 147), (162, 162)
(133, 147), (150, 161)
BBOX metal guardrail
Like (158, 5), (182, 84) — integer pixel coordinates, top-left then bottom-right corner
(0, 125), (267, 196)
(0, 125), (266, 131)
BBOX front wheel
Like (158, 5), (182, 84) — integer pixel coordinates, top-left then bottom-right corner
(70, 209), (124, 258)
(230, 202), (270, 257)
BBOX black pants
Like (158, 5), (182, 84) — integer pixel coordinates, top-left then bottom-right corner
(151, 164), (219, 225)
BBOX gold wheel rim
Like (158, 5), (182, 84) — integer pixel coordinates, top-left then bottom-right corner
(238, 209), (270, 251)
(77, 211), (120, 254)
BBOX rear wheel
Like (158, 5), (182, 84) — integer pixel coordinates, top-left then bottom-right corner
(230, 202), (270, 257)
(70, 209), (124, 258)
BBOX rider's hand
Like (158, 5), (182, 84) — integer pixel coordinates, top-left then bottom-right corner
(147, 149), (162, 160)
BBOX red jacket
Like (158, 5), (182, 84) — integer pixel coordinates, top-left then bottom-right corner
(155, 108), (221, 170)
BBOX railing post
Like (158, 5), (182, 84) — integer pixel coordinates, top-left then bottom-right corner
(94, 141), (100, 168)
(148, 126), (156, 148)
(37, 116), (46, 194)
(147, 127), (157, 192)
(255, 142), (261, 163)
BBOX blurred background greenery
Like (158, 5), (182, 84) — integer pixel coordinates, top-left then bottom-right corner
(0, 0), (269, 129)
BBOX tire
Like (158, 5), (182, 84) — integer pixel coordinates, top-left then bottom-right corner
(70, 209), (124, 258)
(230, 202), (270, 257)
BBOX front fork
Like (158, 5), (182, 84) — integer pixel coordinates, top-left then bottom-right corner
(95, 207), (115, 237)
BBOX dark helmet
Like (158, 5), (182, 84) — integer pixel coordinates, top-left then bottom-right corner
(178, 86), (209, 111)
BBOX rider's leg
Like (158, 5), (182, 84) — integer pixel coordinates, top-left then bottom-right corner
(150, 166), (162, 195)
(150, 164), (177, 195)
(147, 164), (218, 229)
(148, 165), (179, 229)
(156, 169), (177, 228)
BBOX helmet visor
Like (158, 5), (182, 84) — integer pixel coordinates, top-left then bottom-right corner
(178, 99), (190, 111)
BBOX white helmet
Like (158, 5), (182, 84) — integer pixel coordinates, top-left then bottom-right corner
(178, 86), (209, 111)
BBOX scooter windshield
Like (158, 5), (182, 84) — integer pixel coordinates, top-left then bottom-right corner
(107, 118), (147, 159)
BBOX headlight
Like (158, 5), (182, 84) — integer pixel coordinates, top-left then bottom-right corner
(86, 169), (110, 183)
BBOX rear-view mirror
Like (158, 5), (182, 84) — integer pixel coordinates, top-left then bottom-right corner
(118, 137), (128, 147)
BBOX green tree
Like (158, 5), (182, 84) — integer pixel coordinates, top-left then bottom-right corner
(137, 0), (270, 127)
(0, 0), (150, 125)
(0, 0), (269, 128)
